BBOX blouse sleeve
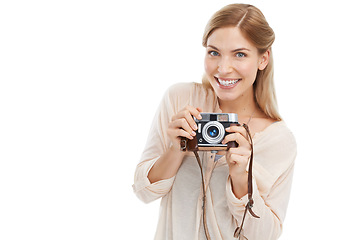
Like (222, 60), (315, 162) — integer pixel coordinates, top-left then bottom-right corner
(226, 126), (297, 240)
(132, 83), (190, 203)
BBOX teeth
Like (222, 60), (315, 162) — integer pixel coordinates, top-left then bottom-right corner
(217, 78), (240, 86)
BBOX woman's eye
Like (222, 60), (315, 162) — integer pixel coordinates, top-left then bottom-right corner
(208, 51), (219, 56)
(236, 52), (246, 58)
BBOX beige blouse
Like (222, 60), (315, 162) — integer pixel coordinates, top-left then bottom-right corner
(133, 82), (297, 240)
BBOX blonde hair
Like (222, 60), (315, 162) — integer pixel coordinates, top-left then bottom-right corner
(202, 4), (281, 121)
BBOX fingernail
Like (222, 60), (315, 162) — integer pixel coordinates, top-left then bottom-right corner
(193, 124), (198, 130)
(198, 114), (202, 119)
(225, 127), (230, 131)
(191, 131), (196, 136)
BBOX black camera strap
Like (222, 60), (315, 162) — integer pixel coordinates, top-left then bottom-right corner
(180, 123), (259, 240)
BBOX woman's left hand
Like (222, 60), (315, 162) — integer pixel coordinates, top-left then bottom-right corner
(222, 125), (251, 179)
(222, 125), (251, 198)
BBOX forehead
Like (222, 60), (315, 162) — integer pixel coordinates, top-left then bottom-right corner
(206, 27), (255, 51)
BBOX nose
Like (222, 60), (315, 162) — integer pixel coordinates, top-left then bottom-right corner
(217, 57), (233, 74)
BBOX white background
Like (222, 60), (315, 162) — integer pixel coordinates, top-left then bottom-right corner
(1, 0), (359, 239)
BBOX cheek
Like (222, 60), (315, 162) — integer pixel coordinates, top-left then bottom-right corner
(204, 58), (216, 75)
(236, 61), (258, 78)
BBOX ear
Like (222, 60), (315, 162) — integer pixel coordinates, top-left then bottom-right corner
(258, 49), (270, 70)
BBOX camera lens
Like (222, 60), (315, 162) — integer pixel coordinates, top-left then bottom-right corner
(202, 121), (225, 144)
(207, 126), (219, 138)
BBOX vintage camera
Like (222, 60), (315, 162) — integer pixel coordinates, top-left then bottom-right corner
(183, 113), (239, 151)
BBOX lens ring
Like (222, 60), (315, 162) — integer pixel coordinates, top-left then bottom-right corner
(202, 121), (225, 144)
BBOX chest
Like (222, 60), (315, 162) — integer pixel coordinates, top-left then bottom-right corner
(174, 151), (277, 200)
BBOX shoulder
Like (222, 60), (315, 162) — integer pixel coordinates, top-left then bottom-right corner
(267, 121), (296, 154)
(254, 121), (297, 169)
(273, 121), (297, 150)
(166, 82), (207, 96)
(255, 121), (296, 146)
(164, 82), (214, 109)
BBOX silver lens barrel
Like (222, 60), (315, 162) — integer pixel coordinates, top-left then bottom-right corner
(202, 121), (225, 144)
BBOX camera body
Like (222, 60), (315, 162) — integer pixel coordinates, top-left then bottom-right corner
(185, 113), (239, 151)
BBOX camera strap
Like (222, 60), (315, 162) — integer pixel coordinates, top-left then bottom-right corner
(233, 123), (260, 239)
(193, 150), (211, 240)
(180, 123), (259, 240)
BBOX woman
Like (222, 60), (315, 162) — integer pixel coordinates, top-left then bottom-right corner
(133, 4), (296, 240)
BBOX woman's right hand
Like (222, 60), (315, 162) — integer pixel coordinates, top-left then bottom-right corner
(148, 106), (203, 183)
(167, 106), (203, 150)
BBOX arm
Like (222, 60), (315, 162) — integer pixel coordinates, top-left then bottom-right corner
(226, 127), (297, 240)
(147, 145), (186, 183)
(133, 84), (202, 203)
(146, 104), (202, 183)
(132, 87), (177, 203)
(226, 162), (295, 240)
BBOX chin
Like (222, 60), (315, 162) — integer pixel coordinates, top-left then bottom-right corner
(218, 96), (239, 103)
(213, 90), (241, 102)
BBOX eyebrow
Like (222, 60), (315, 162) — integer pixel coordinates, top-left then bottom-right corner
(207, 45), (251, 52)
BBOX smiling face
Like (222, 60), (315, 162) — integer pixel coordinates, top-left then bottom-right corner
(204, 27), (269, 104)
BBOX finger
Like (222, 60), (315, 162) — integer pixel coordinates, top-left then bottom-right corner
(226, 153), (249, 167)
(171, 111), (197, 131)
(225, 125), (248, 139)
(170, 110), (197, 131)
(184, 105), (202, 120)
(183, 111), (198, 131)
(171, 106), (202, 130)
(183, 106), (204, 131)
(169, 118), (196, 137)
(227, 146), (251, 156)
(167, 127), (193, 140)
(222, 132), (249, 147)
(171, 111), (183, 121)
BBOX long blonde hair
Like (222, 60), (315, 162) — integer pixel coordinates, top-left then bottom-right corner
(202, 4), (281, 120)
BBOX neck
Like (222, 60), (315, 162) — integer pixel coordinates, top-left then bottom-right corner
(218, 90), (259, 120)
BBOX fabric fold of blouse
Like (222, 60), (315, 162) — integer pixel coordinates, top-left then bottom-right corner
(133, 82), (297, 240)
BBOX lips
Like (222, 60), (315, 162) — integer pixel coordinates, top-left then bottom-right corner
(214, 77), (241, 88)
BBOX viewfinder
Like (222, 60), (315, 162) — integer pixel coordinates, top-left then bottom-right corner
(217, 114), (229, 122)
